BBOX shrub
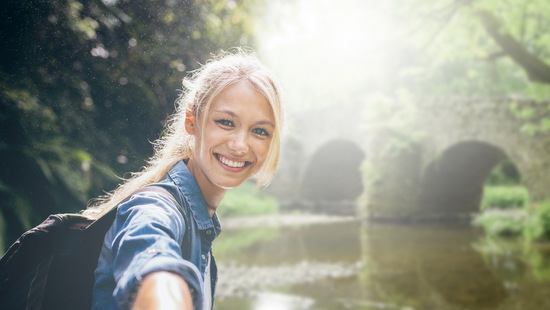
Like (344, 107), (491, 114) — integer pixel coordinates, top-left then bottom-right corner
(473, 210), (527, 237)
(524, 200), (550, 241)
(475, 200), (550, 242)
(481, 186), (529, 210)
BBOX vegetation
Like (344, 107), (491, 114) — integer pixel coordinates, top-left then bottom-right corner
(217, 181), (278, 218)
(406, 0), (550, 137)
(473, 210), (527, 237)
(473, 201), (550, 242)
(474, 158), (540, 239)
(3, 0), (550, 252)
(475, 188), (550, 242)
(400, 0), (550, 92)
(523, 200), (550, 242)
(0, 0), (263, 252)
(480, 186), (529, 211)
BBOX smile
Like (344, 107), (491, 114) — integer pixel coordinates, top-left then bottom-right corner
(215, 154), (250, 168)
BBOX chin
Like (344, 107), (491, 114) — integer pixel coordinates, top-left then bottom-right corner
(214, 178), (247, 190)
(213, 169), (258, 190)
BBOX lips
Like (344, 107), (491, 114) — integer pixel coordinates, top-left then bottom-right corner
(215, 153), (250, 169)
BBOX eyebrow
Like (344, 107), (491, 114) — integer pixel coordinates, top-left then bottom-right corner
(256, 120), (275, 128)
(213, 109), (275, 128)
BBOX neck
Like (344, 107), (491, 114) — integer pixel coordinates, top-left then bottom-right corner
(206, 205), (218, 218)
(203, 188), (225, 217)
(186, 158), (226, 218)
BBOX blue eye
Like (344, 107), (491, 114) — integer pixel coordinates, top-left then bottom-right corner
(215, 119), (234, 127)
(253, 128), (270, 137)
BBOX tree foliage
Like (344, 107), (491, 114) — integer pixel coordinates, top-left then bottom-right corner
(383, 0), (550, 138)
(399, 0), (550, 96)
(0, 0), (260, 252)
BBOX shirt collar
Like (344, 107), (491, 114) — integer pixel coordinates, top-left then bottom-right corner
(168, 160), (222, 235)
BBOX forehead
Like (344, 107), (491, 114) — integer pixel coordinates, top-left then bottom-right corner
(210, 80), (274, 123)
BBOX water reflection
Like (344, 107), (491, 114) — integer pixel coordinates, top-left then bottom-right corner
(252, 292), (314, 310)
(214, 216), (550, 310)
(363, 224), (506, 309)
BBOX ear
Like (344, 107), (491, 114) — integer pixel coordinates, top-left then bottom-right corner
(185, 109), (195, 135)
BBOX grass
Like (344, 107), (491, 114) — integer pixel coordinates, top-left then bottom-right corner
(217, 181), (279, 217)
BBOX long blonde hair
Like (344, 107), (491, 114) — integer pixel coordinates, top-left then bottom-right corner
(83, 49), (284, 219)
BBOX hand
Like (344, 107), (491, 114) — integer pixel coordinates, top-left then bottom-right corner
(133, 271), (193, 310)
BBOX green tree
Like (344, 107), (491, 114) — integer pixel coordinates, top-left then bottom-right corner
(387, 0), (550, 138)
(400, 0), (550, 95)
(0, 0), (260, 252)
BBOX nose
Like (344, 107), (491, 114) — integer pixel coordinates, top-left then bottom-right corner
(228, 131), (249, 155)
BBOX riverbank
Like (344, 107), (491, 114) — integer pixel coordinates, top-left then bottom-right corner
(220, 213), (357, 229)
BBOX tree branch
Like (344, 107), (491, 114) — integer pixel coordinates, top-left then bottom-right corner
(476, 9), (550, 84)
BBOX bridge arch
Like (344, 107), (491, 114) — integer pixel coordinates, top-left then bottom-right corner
(418, 140), (508, 215)
(363, 98), (550, 221)
(300, 139), (365, 202)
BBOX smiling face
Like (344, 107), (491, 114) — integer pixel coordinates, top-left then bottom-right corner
(186, 80), (275, 195)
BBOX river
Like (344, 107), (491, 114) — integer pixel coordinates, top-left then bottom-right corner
(212, 214), (550, 310)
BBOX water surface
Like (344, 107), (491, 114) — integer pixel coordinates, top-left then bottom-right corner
(213, 216), (550, 310)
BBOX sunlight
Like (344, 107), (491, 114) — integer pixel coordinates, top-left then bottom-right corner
(255, 0), (406, 112)
(252, 292), (314, 310)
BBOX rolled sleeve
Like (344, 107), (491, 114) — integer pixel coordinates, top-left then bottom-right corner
(108, 192), (203, 309)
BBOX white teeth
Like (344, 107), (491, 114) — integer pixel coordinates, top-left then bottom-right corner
(218, 155), (246, 168)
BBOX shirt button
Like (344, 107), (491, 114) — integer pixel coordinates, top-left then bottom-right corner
(201, 254), (206, 260)
(206, 230), (211, 235)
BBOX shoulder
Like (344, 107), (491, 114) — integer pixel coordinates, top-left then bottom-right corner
(114, 189), (188, 237)
(120, 187), (183, 214)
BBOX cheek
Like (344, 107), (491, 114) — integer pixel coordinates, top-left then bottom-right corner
(198, 127), (223, 152)
(254, 139), (272, 162)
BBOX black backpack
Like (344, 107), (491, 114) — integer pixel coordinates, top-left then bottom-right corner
(0, 186), (179, 310)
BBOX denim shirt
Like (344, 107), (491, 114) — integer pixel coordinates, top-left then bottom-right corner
(92, 160), (222, 310)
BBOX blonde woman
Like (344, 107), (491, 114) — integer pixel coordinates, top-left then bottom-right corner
(86, 50), (284, 310)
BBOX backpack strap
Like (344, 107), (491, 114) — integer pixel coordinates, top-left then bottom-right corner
(0, 185), (190, 310)
(86, 186), (181, 231)
(85, 185), (191, 257)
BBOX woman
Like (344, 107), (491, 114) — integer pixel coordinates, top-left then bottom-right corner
(84, 50), (284, 310)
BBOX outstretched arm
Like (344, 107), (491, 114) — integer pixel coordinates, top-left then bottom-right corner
(133, 271), (193, 310)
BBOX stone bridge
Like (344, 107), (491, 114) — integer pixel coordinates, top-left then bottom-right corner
(274, 97), (550, 220)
